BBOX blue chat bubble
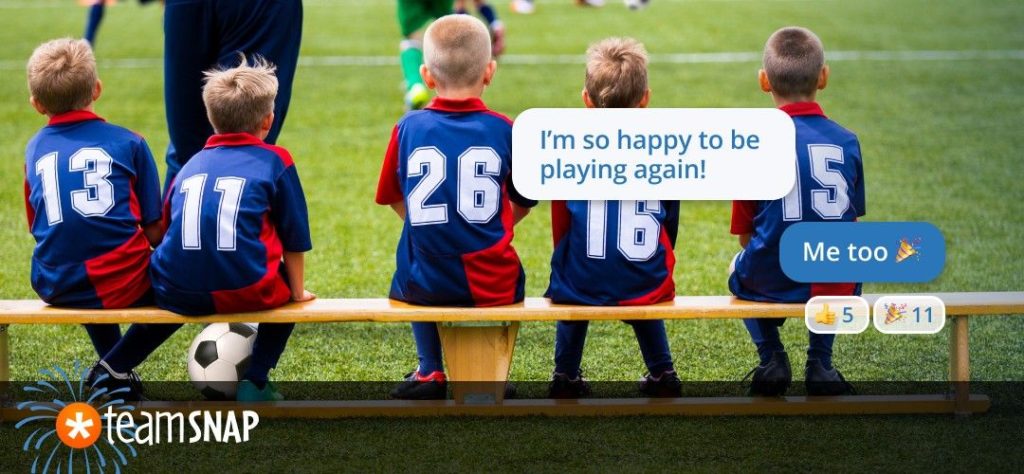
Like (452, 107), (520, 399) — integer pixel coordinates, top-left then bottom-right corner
(779, 222), (945, 283)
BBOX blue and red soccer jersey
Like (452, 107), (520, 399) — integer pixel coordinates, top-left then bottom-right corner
(730, 102), (866, 303)
(24, 111), (162, 309)
(546, 200), (679, 305)
(151, 133), (312, 315)
(376, 97), (537, 307)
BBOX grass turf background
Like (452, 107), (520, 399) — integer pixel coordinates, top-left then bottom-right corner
(0, 0), (1022, 471)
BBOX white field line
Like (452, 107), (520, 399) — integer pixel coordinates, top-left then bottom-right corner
(0, 49), (1022, 70)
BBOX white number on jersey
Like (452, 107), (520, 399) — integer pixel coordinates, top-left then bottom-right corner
(586, 200), (662, 262)
(34, 148), (116, 225)
(782, 144), (850, 220)
(407, 146), (501, 226)
(179, 174), (247, 251)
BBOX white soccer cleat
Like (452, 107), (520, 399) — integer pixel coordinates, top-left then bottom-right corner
(623, 0), (649, 9)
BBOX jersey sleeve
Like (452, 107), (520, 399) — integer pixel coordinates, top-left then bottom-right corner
(852, 142), (866, 217)
(551, 200), (571, 246)
(272, 165), (313, 253)
(23, 171), (34, 231)
(133, 138), (163, 225)
(506, 175), (538, 208)
(375, 125), (404, 205)
(662, 200), (680, 248)
(731, 200), (758, 235)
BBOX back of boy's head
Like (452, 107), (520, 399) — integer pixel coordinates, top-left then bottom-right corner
(423, 15), (492, 89)
(202, 55), (278, 134)
(27, 38), (97, 115)
(763, 27), (825, 99)
(585, 37), (648, 108)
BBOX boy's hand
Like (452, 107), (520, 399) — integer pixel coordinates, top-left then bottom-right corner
(293, 290), (316, 302)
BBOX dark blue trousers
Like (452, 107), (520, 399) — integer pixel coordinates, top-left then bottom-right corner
(554, 320), (675, 377)
(163, 0), (303, 192)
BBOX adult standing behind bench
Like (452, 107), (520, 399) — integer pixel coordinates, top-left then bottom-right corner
(162, 0), (303, 192)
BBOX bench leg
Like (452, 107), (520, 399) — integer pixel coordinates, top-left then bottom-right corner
(0, 324), (8, 383)
(438, 322), (519, 404)
(948, 316), (970, 416)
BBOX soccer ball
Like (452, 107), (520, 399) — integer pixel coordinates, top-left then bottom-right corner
(624, 0), (649, 10)
(187, 323), (258, 400)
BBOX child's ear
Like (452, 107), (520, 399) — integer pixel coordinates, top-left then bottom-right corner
(637, 88), (651, 108)
(260, 112), (274, 134)
(758, 69), (773, 93)
(582, 89), (595, 108)
(29, 96), (47, 116)
(420, 64), (437, 90)
(92, 79), (102, 102)
(817, 65), (829, 90)
(482, 60), (497, 86)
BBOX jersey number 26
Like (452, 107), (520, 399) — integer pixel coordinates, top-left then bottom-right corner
(406, 146), (501, 226)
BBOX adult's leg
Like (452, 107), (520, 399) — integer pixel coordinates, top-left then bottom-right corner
(215, 0), (303, 145)
(162, 0), (217, 193)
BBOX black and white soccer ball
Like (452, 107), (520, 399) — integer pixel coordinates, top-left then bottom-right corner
(187, 323), (257, 400)
(624, 0), (649, 10)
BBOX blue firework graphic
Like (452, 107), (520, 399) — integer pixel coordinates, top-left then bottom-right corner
(15, 361), (139, 474)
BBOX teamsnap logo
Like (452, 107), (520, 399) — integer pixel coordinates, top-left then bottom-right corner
(15, 362), (260, 473)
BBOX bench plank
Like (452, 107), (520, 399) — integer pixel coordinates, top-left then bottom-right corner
(0, 292), (1021, 324)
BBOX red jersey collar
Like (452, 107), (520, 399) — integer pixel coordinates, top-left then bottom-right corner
(204, 132), (265, 148)
(426, 97), (489, 113)
(780, 101), (826, 118)
(48, 110), (104, 126)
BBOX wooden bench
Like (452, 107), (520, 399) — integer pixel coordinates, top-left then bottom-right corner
(2, 291), (1022, 418)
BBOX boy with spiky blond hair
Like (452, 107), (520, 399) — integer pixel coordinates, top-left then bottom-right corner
(545, 38), (681, 398)
(376, 15), (536, 400)
(24, 38), (163, 362)
(730, 27), (865, 396)
(89, 56), (314, 402)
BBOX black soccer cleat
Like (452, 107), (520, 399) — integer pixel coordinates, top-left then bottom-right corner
(85, 360), (146, 402)
(805, 359), (856, 396)
(639, 370), (683, 398)
(743, 351), (792, 397)
(389, 370), (448, 400)
(547, 372), (592, 399)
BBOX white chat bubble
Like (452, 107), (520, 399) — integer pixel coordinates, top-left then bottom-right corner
(511, 108), (797, 200)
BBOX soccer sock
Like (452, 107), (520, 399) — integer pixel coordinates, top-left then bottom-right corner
(411, 322), (444, 374)
(399, 39), (425, 90)
(553, 321), (589, 378)
(84, 3), (105, 46)
(102, 323), (183, 374)
(243, 323), (296, 386)
(83, 324), (121, 358)
(743, 318), (784, 365)
(807, 332), (835, 370)
(477, 3), (498, 26)
(627, 320), (675, 376)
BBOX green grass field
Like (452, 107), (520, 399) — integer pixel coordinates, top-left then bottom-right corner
(1, 0), (1023, 471)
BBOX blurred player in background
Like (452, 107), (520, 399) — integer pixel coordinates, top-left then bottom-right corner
(81, 0), (160, 47)
(455, 0), (506, 57)
(396, 0), (454, 110)
(162, 0), (302, 193)
(509, 0), (605, 15)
